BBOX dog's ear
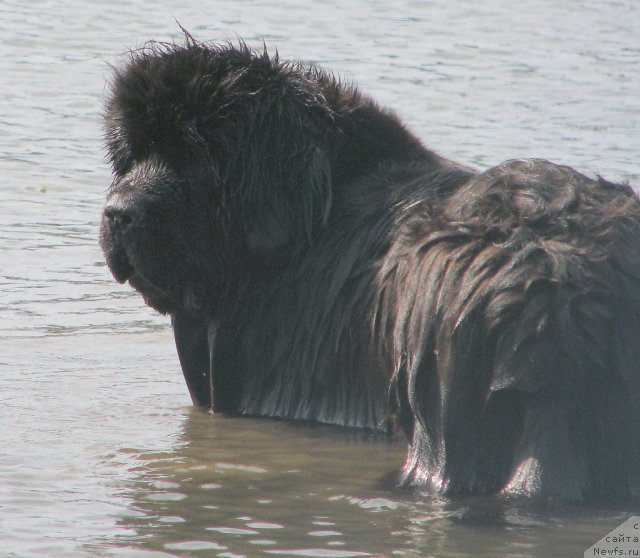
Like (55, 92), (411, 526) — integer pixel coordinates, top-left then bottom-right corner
(243, 146), (333, 254)
(216, 65), (335, 256)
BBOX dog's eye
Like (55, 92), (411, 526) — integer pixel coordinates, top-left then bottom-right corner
(105, 134), (134, 177)
(109, 149), (133, 177)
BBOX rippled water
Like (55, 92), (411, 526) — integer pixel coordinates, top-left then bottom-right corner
(1, 0), (639, 556)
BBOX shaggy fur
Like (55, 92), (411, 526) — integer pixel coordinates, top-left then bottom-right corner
(100, 38), (640, 502)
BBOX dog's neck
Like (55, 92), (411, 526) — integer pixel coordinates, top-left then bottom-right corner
(321, 82), (444, 188)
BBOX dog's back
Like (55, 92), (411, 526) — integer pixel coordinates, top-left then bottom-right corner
(380, 159), (640, 500)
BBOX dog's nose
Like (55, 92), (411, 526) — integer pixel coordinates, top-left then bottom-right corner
(104, 205), (133, 229)
(103, 198), (140, 232)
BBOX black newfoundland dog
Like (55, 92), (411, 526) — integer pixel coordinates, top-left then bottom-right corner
(100, 38), (640, 502)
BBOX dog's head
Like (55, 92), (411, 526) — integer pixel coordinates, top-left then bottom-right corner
(100, 40), (335, 315)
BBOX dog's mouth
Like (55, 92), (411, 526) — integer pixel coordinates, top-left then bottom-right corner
(110, 250), (175, 314)
(100, 221), (178, 315)
(103, 236), (208, 317)
(107, 245), (135, 285)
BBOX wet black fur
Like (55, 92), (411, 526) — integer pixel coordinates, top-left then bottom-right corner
(100, 38), (640, 502)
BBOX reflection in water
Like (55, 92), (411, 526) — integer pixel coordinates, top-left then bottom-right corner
(95, 410), (630, 558)
(108, 410), (410, 557)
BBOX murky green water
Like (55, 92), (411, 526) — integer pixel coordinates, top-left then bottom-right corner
(1, 0), (639, 556)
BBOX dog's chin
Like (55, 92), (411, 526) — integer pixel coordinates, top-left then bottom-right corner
(129, 269), (208, 316)
(103, 247), (134, 285)
(104, 255), (174, 315)
(104, 244), (208, 316)
(128, 273), (177, 315)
